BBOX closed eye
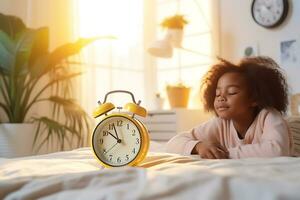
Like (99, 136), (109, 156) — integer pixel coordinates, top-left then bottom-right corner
(228, 92), (238, 95)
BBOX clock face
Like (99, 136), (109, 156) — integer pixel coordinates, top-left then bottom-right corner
(251, 0), (288, 28)
(92, 115), (142, 167)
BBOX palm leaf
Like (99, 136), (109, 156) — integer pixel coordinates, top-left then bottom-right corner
(0, 74), (9, 106)
(0, 13), (26, 38)
(0, 102), (9, 118)
(28, 53), (50, 78)
(48, 96), (90, 147)
(32, 117), (82, 153)
(30, 96), (90, 151)
(48, 36), (116, 68)
(49, 96), (90, 129)
(29, 27), (49, 65)
(14, 29), (39, 75)
(0, 31), (14, 72)
(26, 27), (49, 78)
(23, 72), (82, 119)
(0, 30), (14, 53)
(7, 29), (37, 122)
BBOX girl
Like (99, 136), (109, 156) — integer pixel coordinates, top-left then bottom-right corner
(166, 56), (292, 159)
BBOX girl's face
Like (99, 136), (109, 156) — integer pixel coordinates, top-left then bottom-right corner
(214, 72), (256, 120)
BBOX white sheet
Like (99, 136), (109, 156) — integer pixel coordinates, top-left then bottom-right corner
(1, 147), (300, 200)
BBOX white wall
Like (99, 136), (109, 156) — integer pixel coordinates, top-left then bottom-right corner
(219, 0), (300, 94)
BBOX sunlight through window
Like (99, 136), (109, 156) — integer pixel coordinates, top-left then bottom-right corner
(74, 0), (145, 114)
(77, 0), (142, 49)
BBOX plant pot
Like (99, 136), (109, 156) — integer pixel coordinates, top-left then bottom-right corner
(166, 85), (190, 108)
(166, 28), (183, 48)
(0, 123), (36, 158)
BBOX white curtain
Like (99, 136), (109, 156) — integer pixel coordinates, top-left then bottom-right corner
(72, 0), (146, 118)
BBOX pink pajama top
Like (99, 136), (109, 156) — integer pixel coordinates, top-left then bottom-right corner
(166, 108), (292, 158)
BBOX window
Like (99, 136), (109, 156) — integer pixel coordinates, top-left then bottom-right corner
(72, 0), (218, 112)
(154, 0), (218, 108)
(73, 0), (145, 113)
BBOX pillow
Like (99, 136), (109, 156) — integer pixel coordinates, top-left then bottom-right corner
(286, 116), (300, 156)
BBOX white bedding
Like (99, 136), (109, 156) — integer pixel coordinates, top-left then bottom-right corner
(1, 146), (300, 200)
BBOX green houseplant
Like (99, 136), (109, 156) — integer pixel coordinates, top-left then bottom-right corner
(0, 13), (102, 156)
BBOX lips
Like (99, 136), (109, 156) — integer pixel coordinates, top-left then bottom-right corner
(216, 105), (229, 111)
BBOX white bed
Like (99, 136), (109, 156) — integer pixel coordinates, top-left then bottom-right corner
(1, 141), (300, 200)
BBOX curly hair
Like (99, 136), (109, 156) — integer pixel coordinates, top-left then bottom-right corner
(201, 56), (289, 114)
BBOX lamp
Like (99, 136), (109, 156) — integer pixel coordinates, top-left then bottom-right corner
(148, 42), (214, 59)
(147, 30), (212, 59)
(147, 37), (173, 58)
(147, 28), (185, 58)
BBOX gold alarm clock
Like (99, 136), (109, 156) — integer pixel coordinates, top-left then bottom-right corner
(92, 90), (149, 167)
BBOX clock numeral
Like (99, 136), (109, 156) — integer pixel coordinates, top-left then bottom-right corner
(103, 131), (109, 136)
(126, 154), (129, 161)
(127, 124), (130, 130)
(136, 138), (140, 145)
(109, 124), (113, 130)
(117, 157), (122, 163)
(99, 138), (103, 144)
(109, 155), (113, 161)
(117, 120), (123, 127)
(132, 129), (136, 136)
(132, 148), (136, 154)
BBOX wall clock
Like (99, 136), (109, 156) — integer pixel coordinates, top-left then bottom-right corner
(92, 90), (149, 168)
(251, 0), (289, 28)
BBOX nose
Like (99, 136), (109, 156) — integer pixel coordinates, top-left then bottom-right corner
(217, 95), (226, 102)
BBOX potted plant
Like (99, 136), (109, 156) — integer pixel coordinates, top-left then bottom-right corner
(160, 14), (188, 29)
(160, 14), (188, 48)
(166, 82), (190, 108)
(0, 13), (104, 157)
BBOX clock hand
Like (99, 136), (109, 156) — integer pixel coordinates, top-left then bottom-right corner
(261, 5), (273, 16)
(119, 128), (126, 145)
(105, 142), (118, 154)
(112, 123), (120, 139)
(108, 131), (122, 143)
(107, 131), (118, 141)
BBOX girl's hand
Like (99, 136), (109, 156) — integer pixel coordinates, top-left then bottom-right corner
(193, 141), (229, 159)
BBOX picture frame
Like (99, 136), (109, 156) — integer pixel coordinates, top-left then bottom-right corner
(279, 39), (299, 68)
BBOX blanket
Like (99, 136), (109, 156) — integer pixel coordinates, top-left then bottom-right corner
(1, 147), (300, 200)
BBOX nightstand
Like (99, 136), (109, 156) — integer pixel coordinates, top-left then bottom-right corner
(137, 108), (212, 141)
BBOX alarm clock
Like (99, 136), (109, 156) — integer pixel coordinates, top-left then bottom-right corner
(91, 90), (149, 167)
